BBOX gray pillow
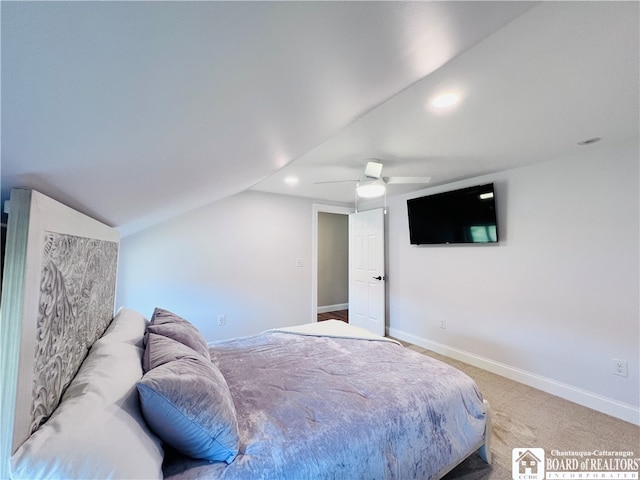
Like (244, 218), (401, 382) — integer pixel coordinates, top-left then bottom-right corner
(137, 355), (240, 463)
(147, 308), (210, 360)
(142, 332), (206, 373)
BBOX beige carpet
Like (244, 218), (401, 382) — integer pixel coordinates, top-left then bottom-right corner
(401, 344), (639, 479)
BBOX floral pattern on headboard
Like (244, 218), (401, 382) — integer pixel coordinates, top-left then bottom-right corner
(30, 232), (119, 433)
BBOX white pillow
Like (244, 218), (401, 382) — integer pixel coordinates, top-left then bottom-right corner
(101, 306), (149, 347)
(11, 310), (164, 480)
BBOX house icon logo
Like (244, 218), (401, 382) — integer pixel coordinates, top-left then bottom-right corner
(512, 448), (545, 480)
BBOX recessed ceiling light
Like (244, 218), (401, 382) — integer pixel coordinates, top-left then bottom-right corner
(432, 93), (459, 108)
(577, 137), (601, 146)
(284, 176), (299, 186)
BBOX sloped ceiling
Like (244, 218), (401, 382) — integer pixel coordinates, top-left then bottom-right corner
(253, 2), (640, 203)
(1, 2), (638, 235)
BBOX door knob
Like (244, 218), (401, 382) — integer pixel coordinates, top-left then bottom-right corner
(372, 275), (386, 281)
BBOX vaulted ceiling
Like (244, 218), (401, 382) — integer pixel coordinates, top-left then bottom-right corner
(2, 2), (638, 235)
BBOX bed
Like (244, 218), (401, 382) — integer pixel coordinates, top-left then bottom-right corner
(0, 189), (491, 479)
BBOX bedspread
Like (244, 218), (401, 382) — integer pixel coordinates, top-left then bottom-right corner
(163, 329), (486, 480)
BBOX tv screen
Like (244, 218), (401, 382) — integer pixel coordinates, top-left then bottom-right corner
(407, 183), (498, 245)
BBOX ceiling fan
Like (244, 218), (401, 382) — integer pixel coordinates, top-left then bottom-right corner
(316, 160), (431, 198)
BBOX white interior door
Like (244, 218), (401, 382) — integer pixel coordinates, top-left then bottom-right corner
(349, 208), (385, 336)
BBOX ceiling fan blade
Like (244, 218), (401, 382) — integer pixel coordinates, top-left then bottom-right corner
(314, 179), (358, 185)
(384, 176), (432, 185)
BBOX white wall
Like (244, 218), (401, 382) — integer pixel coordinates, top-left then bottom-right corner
(116, 190), (318, 340)
(387, 139), (639, 423)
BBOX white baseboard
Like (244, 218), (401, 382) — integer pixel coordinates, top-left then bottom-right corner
(388, 327), (640, 426)
(317, 303), (348, 314)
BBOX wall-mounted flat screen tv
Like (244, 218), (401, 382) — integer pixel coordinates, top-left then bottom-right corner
(407, 183), (498, 245)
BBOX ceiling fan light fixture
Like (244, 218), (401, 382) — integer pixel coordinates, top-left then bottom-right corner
(356, 179), (386, 198)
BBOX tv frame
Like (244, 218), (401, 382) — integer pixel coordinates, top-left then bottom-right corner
(406, 183), (499, 246)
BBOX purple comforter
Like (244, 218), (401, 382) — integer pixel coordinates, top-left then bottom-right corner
(163, 331), (486, 480)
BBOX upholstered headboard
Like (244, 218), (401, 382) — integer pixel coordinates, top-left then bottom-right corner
(0, 189), (120, 476)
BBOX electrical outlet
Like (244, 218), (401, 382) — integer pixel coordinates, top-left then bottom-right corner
(217, 314), (226, 327)
(612, 358), (628, 377)
(440, 318), (447, 329)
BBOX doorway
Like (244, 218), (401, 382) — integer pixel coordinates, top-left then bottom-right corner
(311, 204), (352, 323)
